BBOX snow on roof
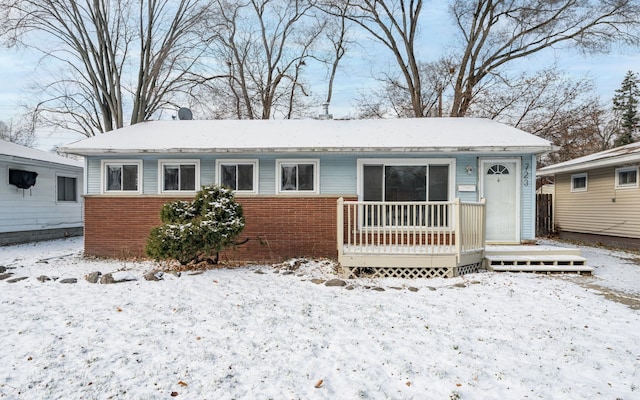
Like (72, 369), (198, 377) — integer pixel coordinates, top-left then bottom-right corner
(0, 139), (83, 168)
(538, 141), (640, 176)
(58, 118), (557, 155)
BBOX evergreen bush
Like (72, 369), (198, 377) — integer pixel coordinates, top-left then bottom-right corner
(146, 185), (245, 265)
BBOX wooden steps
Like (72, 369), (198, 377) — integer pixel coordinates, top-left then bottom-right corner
(484, 245), (593, 275)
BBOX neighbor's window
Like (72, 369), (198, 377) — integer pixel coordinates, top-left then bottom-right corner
(615, 166), (638, 189)
(57, 176), (77, 202)
(571, 173), (588, 192)
(160, 160), (199, 192)
(103, 161), (141, 193)
(216, 160), (258, 193)
(276, 159), (319, 194)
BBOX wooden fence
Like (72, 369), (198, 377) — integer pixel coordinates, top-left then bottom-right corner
(536, 193), (553, 236)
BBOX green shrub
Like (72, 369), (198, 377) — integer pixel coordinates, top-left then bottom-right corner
(146, 185), (245, 265)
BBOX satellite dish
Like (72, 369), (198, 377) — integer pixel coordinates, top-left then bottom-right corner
(177, 107), (193, 120)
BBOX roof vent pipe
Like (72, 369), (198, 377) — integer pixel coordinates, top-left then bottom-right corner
(318, 102), (333, 120)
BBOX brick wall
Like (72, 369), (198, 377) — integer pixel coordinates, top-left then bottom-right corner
(84, 195), (351, 262)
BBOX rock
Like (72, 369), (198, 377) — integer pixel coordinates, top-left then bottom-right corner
(0, 266), (6, 273)
(85, 271), (102, 283)
(143, 270), (163, 281)
(7, 277), (28, 283)
(37, 275), (51, 282)
(254, 269), (265, 274)
(281, 271), (294, 276)
(371, 287), (385, 292)
(36, 260), (49, 264)
(453, 283), (467, 288)
(325, 278), (346, 287)
(166, 271), (181, 278)
(345, 285), (355, 290)
(99, 273), (115, 284)
(310, 278), (325, 285)
(408, 287), (419, 292)
(59, 278), (77, 284)
(427, 286), (437, 291)
(0, 272), (14, 280)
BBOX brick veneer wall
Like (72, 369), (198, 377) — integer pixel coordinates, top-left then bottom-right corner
(84, 195), (353, 262)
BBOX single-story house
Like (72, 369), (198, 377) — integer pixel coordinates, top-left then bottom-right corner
(537, 141), (640, 249)
(59, 118), (558, 277)
(1, 139), (84, 245)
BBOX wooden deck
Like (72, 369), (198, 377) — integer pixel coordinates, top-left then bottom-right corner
(337, 198), (486, 278)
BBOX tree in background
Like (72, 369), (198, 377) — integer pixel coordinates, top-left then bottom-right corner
(612, 70), (640, 147)
(191, 0), (325, 119)
(0, 116), (36, 147)
(0, 0), (212, 136)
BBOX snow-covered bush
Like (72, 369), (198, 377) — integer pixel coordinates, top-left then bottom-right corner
(146, 185), (245, 265)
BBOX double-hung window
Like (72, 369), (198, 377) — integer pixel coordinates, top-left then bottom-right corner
(571, 173), (587, 192)
(615, 166), (638, 189)
(276, 159), (319, 194)
(160, 160), (199, 193)
(216, 160), (258, 193)
(103, 160), (142, 193)
(57, 176), (78, 202)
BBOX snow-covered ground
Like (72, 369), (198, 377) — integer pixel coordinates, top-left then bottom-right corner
(1, 237), (639, 399)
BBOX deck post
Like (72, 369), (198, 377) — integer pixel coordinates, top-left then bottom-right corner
(337, 197), (344, 261)
(454, 198), (462, 263)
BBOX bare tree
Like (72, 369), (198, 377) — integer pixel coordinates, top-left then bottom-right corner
(0, 0), (212, 136)
(469, 67), (614, 165)
(355, 56), (457, 118)
(327, 0), (425, 117)
(0, 116), (36, 147)
(450, 0), (640, 117)
(195, 0), (324, 119)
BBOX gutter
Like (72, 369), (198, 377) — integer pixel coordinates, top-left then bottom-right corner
(537, 153), (640, 176)
(58, 145), (558, 156)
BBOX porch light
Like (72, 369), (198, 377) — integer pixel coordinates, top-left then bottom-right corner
(466, 165), (473, 174)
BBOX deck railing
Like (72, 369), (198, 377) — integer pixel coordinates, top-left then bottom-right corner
(337, 198), (486, 262)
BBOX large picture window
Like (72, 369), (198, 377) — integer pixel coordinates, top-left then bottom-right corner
(615, 166), (638, 189)
(57, 176), (77, 202)
(216, 160), (258, 193)
(276, 159), (319, 194)
(358, 159), (454, 227)
(102, 161), (142, 193)
(159, 160), (199, 192)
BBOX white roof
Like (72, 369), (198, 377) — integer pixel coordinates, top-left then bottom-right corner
(538, 141), (640, 176)
(1, 139), (83, 168)
(58, 118), (557, 155)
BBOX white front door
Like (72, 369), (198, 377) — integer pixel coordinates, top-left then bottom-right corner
(481, 159), (520, 243)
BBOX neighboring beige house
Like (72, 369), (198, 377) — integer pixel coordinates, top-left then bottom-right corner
(537, 141), (640, 249)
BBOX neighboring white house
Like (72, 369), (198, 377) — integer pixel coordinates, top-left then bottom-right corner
(1, 139), (84, 245)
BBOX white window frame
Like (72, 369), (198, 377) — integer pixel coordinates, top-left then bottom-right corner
(570, 173), (588, 193)
(56, 173), (79, 203)
(356, 158), (456, 201)
(215, 159), (259, 194)
(275, 159), (320, 194)
(158, 159), (200, 194)
(101, 160), (143, 194)
(615, 166), (639, 189)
